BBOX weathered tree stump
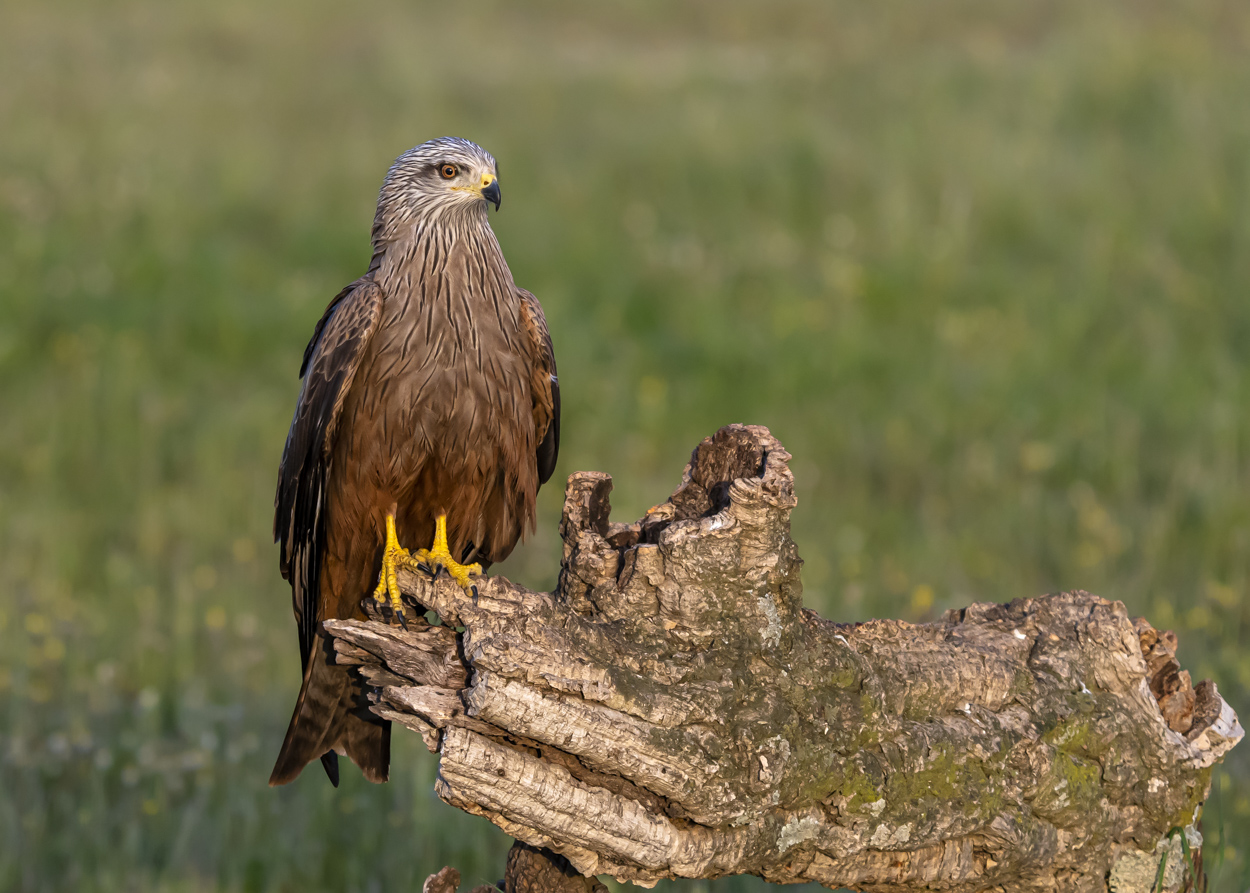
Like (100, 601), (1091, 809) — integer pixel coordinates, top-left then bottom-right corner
(325, 425), (1242, 892)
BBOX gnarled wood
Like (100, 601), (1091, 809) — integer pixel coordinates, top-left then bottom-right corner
(324, 424), (1242, 892)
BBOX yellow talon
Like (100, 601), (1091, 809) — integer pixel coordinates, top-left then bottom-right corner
(372, 512), (423, 625)
(413, 512), (481, 592)
(372, 512), (481, 624)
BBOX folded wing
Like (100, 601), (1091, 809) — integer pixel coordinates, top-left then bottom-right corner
(275, 276), (385, 669)
(517, 286), (560, 486)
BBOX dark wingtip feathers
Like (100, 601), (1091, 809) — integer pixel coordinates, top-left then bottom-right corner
(320, 751), (340, 787)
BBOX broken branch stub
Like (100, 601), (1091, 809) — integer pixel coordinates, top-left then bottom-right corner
(324, 424), (1243, 892)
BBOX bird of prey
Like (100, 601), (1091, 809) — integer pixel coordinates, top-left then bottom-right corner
(270, 137), (560, 786)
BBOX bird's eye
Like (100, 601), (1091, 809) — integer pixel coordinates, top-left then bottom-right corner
(439, 164), (458, 179)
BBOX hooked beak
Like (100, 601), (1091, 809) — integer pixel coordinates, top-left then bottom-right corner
(480, 174), (501, 211)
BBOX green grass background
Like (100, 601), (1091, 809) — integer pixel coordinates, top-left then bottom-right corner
(2, 0), (1248, 890)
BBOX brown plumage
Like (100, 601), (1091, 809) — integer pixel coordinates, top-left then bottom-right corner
(270, 138), (559, 786)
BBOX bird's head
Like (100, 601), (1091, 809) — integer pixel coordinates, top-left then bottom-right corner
(374, 137), (501, 239)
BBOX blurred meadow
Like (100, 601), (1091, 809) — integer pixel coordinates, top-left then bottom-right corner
(2, 0), (1249, 889)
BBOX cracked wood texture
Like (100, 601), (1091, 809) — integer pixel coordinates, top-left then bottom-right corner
(324, 424), (1243, 892)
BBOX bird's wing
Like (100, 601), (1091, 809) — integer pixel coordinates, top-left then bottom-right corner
(274, 276), (385, 669)
(516, 287), (560, 485)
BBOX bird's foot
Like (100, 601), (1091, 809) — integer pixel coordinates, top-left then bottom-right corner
(413, 513), (482, 593)
(371, 511), (427, 628)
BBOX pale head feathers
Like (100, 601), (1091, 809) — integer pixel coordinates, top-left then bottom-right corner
(371, 137), (500, 253)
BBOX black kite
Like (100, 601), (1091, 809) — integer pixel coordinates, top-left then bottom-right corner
(270, 137), (559, 786)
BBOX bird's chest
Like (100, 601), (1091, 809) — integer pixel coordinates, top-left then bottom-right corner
(348, 274), (533, 468)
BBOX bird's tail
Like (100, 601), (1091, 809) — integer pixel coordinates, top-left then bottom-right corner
(269, 643), (390, 787)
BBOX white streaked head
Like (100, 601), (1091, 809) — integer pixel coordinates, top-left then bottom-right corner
(375, 137), (500, 231)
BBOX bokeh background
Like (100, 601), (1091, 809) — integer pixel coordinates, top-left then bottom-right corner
(2, 0), (1248, 890)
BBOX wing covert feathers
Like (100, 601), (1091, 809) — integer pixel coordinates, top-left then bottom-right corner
(517, 287), (560, 485)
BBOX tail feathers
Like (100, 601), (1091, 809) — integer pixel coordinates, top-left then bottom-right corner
(269, 645), (390, 787)
(342, 703), (390, 783)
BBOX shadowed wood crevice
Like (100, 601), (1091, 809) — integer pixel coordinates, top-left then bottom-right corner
(323, 424), (1242, 892)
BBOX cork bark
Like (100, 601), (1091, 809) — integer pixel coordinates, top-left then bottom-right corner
(325, 425), (1242, 892)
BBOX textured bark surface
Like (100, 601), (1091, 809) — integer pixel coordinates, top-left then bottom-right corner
(325, 424), (1242, 892)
